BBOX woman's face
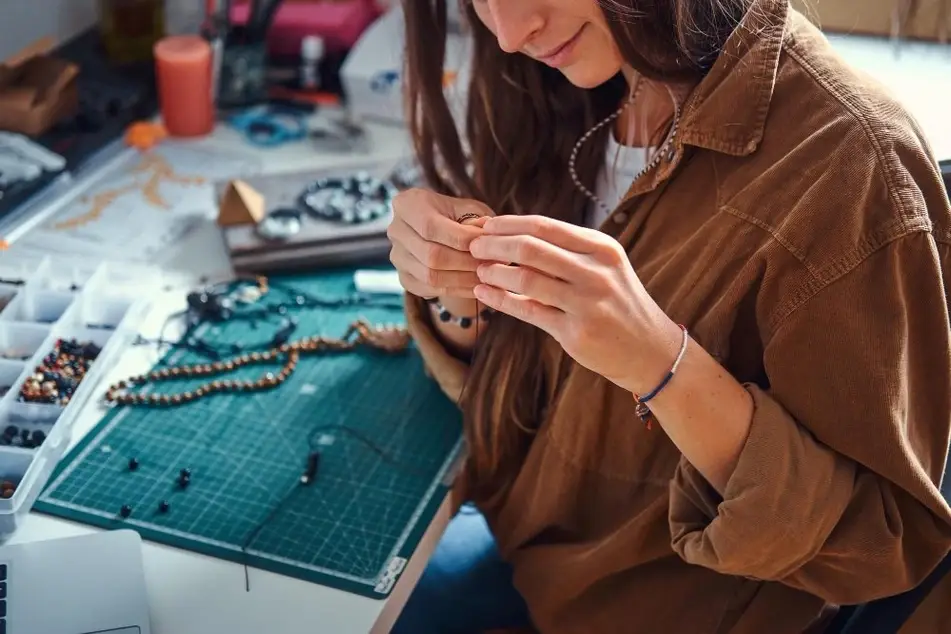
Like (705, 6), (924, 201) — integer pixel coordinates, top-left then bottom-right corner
(469, 0), (624, 88)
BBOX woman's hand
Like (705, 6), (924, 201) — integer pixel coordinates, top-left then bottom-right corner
(469, 214), (683, 394)
(388, 188), (492, 299)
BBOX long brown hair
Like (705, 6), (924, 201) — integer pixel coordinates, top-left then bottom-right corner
(402, 0), (752, 505)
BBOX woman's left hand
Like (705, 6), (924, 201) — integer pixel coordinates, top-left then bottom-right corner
(469, 214), (682, 395)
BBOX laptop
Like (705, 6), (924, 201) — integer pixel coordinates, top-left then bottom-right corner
(0, 529), (151, 634)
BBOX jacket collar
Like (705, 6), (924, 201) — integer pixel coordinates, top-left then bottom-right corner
(677, 0), (789, 157)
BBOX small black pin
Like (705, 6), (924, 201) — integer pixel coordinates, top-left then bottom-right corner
(300, 452), (321, 485)
(128, 457), (139, 471)
(119, 504), (132, 518)
(158, 500), (170, 513)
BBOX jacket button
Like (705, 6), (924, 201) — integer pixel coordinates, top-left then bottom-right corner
(613, 212), (628, 224)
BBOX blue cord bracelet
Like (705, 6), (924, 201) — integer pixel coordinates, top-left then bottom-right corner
(634, 324), (689, 425)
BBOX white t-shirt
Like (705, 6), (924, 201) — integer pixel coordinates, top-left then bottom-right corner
(586, 135), (649, 229)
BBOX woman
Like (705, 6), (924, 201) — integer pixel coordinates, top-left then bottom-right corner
(386, 0), (951, 631)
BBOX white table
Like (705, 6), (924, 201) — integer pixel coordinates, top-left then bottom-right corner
(7, 116), (456, 634)
(5, 33), (950, 634)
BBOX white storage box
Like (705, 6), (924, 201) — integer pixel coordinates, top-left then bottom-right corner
(341, 5), (471, 127)
(0, 255), (156, 536)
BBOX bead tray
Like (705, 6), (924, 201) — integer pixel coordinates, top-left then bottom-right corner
(0, 254), (155, 536)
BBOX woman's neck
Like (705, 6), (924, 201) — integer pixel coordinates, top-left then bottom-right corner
(615, 67), (684, 148)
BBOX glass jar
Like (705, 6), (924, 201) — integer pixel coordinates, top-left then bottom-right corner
(99, 0), (166, 64)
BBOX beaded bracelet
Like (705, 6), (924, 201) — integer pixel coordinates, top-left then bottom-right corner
(634, 324), (689, 426)
(426, 298), (493, 329)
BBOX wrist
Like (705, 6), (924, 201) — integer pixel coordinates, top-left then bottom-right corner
(620, 315), (684, 397)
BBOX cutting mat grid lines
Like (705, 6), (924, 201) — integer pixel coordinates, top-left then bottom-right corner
(35, 270), (463, 598)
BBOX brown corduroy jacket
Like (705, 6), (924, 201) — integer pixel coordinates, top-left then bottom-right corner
(404, 0), (951, 631)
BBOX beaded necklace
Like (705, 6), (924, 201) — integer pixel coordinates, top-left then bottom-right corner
(106, 320), (410, 407)
(568, 79), (682, 216)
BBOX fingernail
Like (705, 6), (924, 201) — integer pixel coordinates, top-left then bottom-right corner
(477, 264), (488, 277)
(473, 285), (488, 300)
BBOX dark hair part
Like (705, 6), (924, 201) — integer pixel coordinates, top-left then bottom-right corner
(402, 0), (752, 505)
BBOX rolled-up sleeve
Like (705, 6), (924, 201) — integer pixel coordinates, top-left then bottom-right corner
(669, 231), (951, 606)
(404, 293), (469, 403)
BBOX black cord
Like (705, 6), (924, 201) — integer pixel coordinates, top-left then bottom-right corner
(131, 275), (413, 590)
(239, 423), (431, 591)
(134, 277), (404, 361)
(240, 480), (304, 592)
(306, 424), (434, 479)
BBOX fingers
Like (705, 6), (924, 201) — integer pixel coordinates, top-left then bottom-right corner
(388, 189), (495, 299)
(387, 218), (480, 271)
(397, 269), (477, 300)
(392, 189), (485, 251)
(469, 234), (585, 281)
(482, 215), (600, 254)
(391, 244), (481, 291)
(473, 284), (564, 334)
(476, 263), (570, 310)
(462, 215), (490, 228)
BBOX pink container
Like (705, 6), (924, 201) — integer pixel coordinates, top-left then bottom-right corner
(229, 0), (383, 58)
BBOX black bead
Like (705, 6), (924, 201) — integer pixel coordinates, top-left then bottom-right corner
(128, 457), (139, 471)
(119, 504), (132, 518)
(458, 317), (472, 329)
(31, 430), (45, 446)
(180, 468), (191, 479)
(2, 426), (16, 439)
(438, 310), (451, 323)
(158, 500), (170, 513)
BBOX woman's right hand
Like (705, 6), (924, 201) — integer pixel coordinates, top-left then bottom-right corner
(387, 188), (492, 299)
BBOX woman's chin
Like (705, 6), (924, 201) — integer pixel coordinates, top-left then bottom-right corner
(558, 61), (623, 89)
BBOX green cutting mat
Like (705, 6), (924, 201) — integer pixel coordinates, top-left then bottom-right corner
(35, 268), (463, 599)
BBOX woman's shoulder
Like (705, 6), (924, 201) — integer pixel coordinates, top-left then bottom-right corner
(711, 15), (949, 291)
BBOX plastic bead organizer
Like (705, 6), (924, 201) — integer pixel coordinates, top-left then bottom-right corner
(0, 255), (154, 535)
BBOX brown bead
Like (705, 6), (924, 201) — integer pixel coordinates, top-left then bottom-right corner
(1, 488), (13, 499)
